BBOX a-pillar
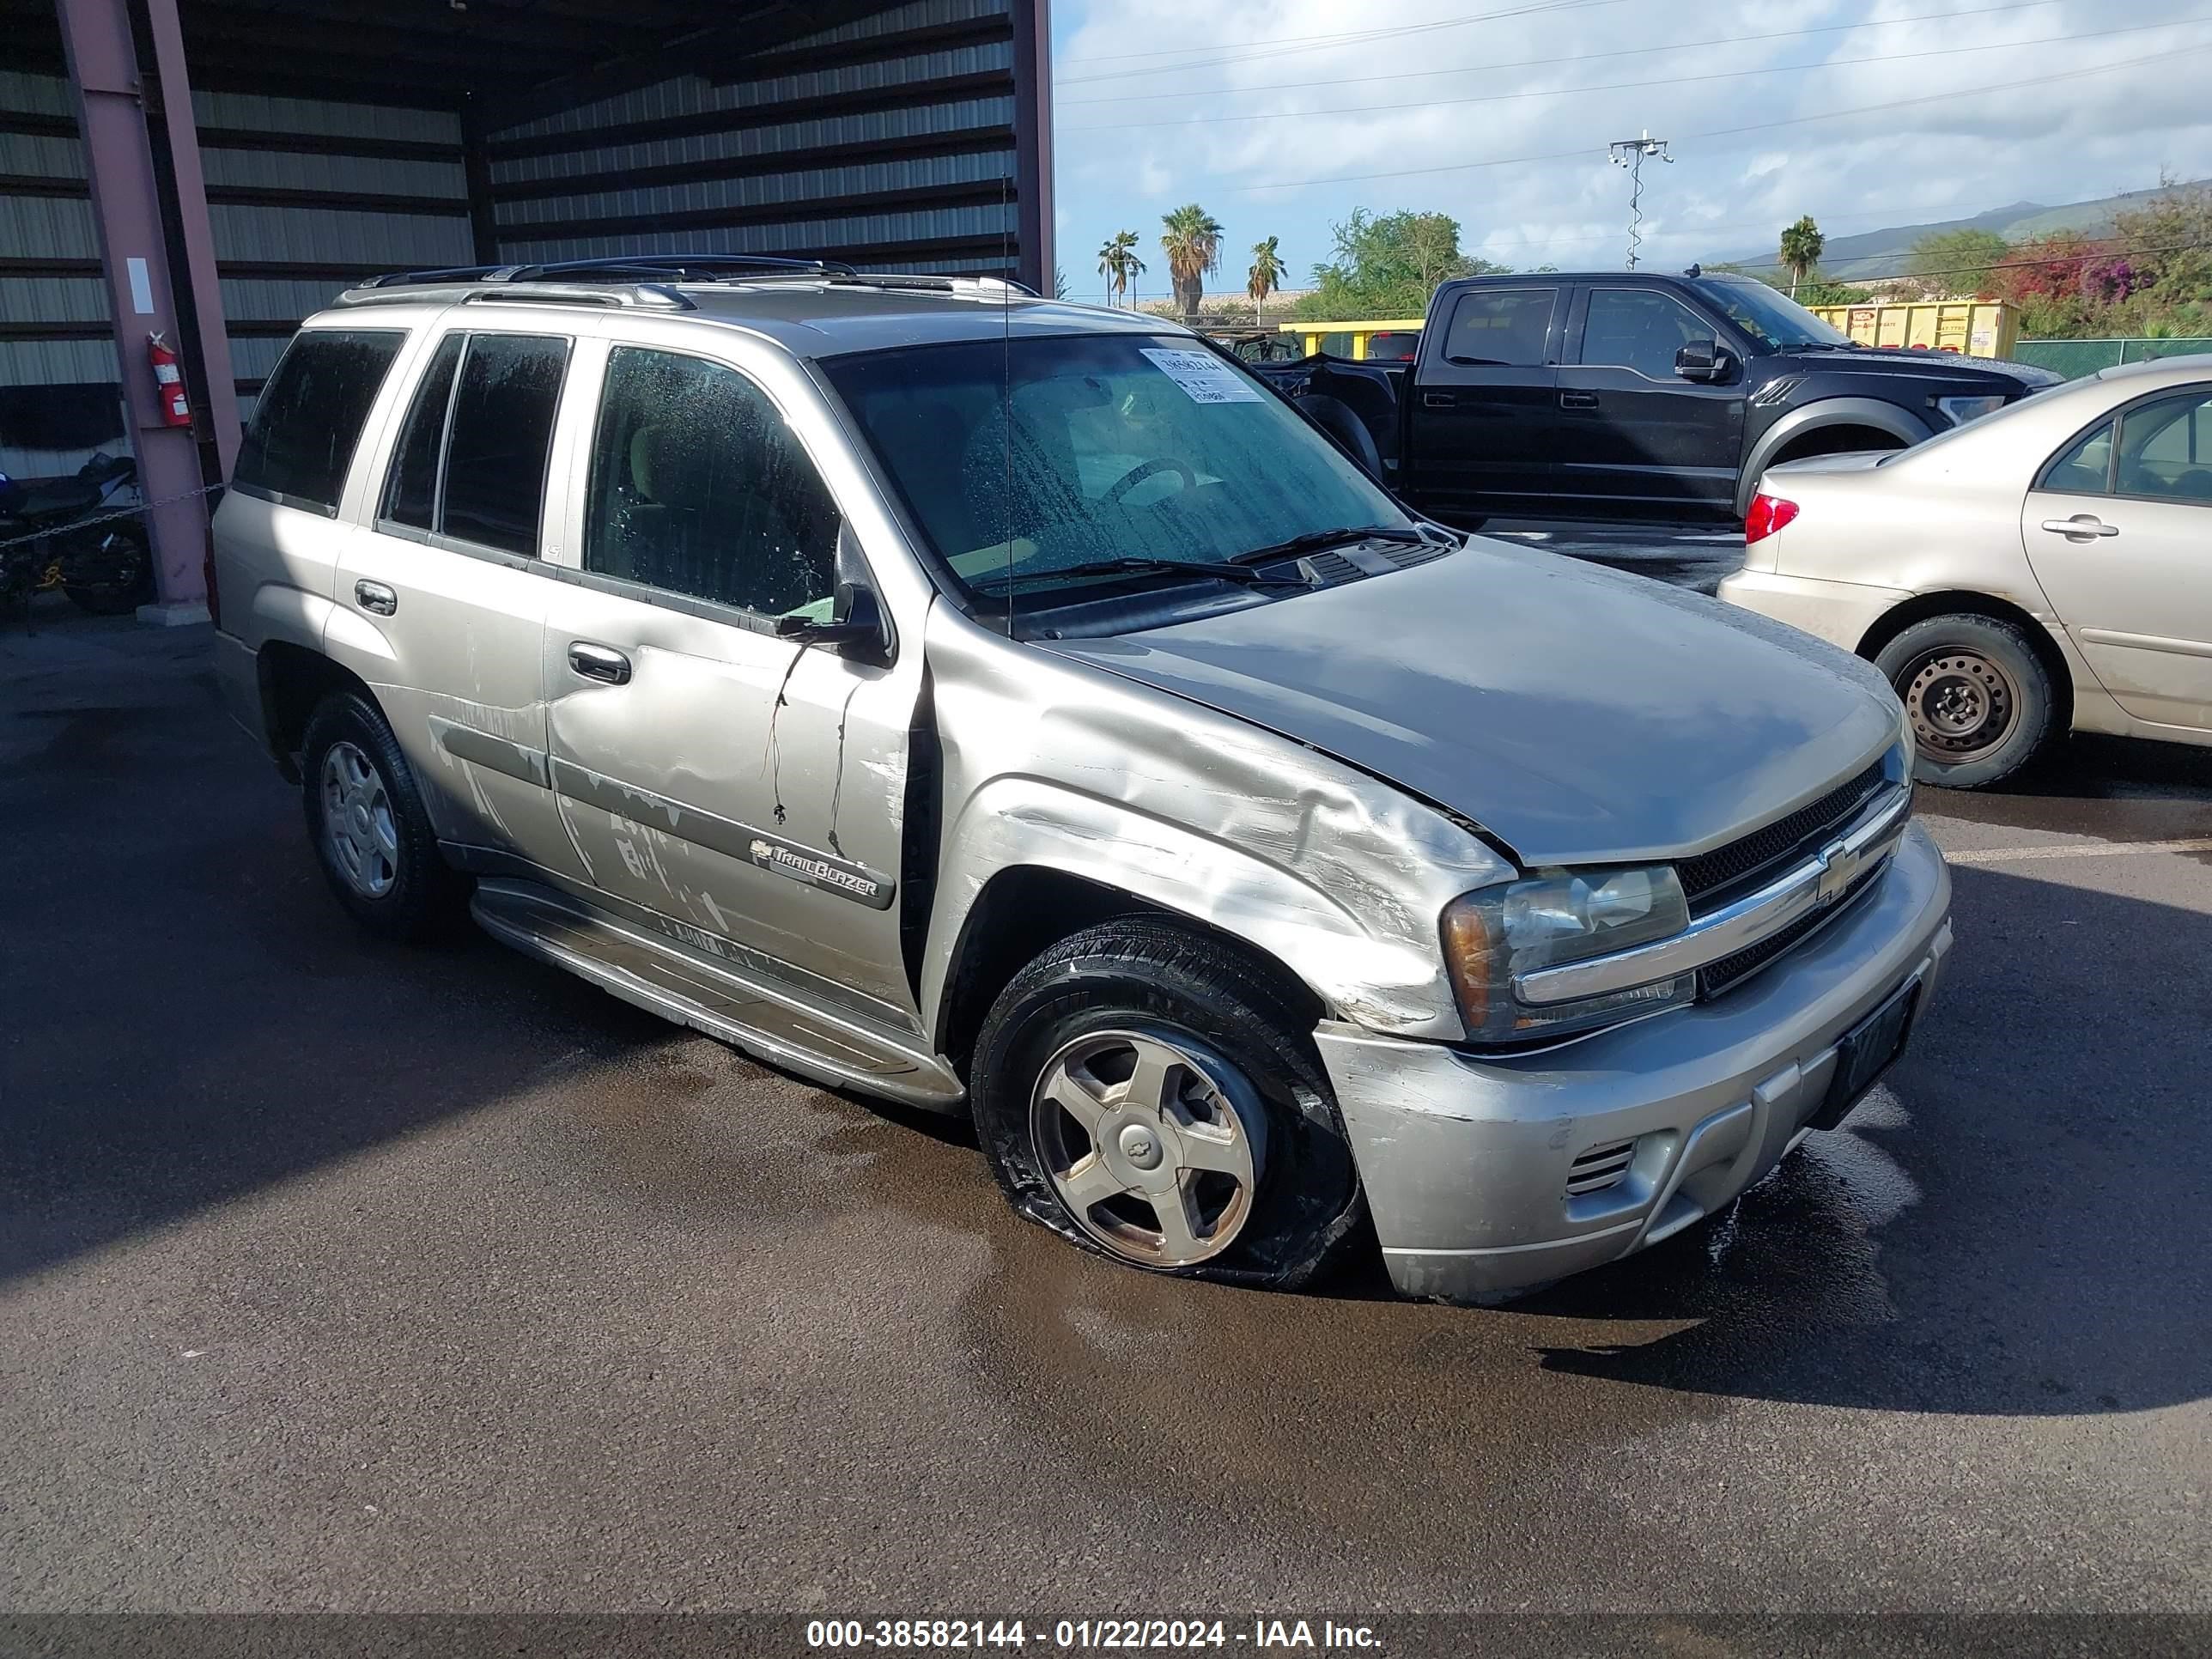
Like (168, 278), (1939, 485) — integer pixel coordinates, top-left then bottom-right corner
(56, 0), (240, 623)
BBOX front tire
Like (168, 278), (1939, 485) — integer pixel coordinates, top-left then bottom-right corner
(60, 523), (155, 616)
(969, 918), (1364, 1291)
(300, 691), (467, 941)
(1874, 613), (2055, 788)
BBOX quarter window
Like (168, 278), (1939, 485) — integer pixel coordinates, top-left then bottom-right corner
(582, 346), (840, 617)
(2039, 421), (2115, 495)
(1441, 289), (1556, 367)
(1582, 289), (1715, 379)
(233, 329), (404, 513)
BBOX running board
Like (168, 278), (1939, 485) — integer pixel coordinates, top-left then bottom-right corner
(470, 878), (965, 1110)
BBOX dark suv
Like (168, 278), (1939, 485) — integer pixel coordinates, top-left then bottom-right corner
(1255, 269), (2062, 526)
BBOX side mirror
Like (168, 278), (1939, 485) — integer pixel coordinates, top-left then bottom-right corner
(1675, 339), (1731, 383)
(773, 526), (894, 664)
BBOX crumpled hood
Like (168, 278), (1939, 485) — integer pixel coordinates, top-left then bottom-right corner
(1041, 540), (1899, 866)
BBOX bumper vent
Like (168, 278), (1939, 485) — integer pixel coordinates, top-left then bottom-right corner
(1565, 1139), (1637, 1196)
(1679, 760), (1888, 914)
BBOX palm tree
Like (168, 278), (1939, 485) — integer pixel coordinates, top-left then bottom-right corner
(1247, 234), (1285, 324)
(1160, 204), (1224, 319)
(1097, 229), (1143, 307)
(1779, 215), (1826, 298)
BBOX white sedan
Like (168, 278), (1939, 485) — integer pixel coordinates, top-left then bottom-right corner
(1719, 354), (2212, 787)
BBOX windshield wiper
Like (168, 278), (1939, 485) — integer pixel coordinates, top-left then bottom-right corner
(976, 556), (1310, 593)
(1232, 524), (1425, 564)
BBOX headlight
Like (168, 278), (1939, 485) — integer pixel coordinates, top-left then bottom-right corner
(1441, 866), (1694, 1046)
(1936, 394), (2006, 427)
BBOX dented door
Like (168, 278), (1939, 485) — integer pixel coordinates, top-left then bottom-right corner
(538, 582), (921, 1015)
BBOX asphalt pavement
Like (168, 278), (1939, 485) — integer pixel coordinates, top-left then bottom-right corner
(2, 566), (2208, 1648)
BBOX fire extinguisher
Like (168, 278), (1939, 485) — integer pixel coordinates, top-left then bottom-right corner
(148, 331), (193, 428)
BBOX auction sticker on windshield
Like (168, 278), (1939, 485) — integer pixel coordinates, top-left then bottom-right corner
(1140, 347), (1263, 404)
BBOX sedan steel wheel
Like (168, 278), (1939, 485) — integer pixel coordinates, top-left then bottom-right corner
(1030, 1027), (1268, 1267)
(320, 739), (399, 899)
(1902, 649), (2018, 764)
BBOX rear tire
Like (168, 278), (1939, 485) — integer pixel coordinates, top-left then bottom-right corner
(300, 691), (468, 941)
(1874, 613), (2055, 788)
(969, 917), (1364, 1291)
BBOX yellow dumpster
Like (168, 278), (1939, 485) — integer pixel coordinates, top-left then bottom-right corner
(1279, 319), (1426, 362)
(1807, 299), (2021, 360)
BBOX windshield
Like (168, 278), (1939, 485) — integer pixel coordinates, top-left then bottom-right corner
(821, 332), (1411, 611)
(1693, 276), (1852, 350)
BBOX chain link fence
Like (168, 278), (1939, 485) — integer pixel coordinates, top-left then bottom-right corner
(2014, 337), (2212, 378)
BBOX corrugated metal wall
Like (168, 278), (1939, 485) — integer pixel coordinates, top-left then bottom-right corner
(488, 0), (1022, 275)
(1, 0), (1038, 482)
(1, 67), (469, 476)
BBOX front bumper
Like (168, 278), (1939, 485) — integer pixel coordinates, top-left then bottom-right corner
(1318, 822), (1953, 1301)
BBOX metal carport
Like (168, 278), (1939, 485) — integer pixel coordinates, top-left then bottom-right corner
(0, 0), (1053, 616)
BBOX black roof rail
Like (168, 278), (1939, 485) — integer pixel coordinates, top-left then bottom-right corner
(359, 253), (859, 289)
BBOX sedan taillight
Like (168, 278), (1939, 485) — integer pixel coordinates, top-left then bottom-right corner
(1746, 492), (1799, 544)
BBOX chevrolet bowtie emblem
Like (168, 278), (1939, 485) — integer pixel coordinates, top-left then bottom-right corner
(1814, 837), (1854, 905)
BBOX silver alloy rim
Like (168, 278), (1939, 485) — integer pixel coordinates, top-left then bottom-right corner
(1903, 650), (2017, 763)
(1030, 1026), (1267, 1267)
(320, 739), (399, 899)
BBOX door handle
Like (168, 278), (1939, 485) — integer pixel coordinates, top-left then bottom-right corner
(2040, 516), (2120, 538)
(568, 641), (631, 685)
(1422, 391), (1457, 408)
(1559, 391), (1600, 410)
(353, 579), (397, 616)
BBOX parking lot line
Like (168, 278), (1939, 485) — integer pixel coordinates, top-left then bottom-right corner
(1941, 836), (2212, 865)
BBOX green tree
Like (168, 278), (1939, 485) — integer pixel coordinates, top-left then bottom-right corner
(1908, 228), (2011, 298)
(1097, 229), (1144, 307)
(1295, 208), (1506, 320)
(1246, 234), (1285, 323)
(1778, 215), (1826, 296)
(2112, 181), (2212, 305)
(1159, 204), (1224, 319)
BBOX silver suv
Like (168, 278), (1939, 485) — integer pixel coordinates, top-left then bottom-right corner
(210, 255), (1953, 1302)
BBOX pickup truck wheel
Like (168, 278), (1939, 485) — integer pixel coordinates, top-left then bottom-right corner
(300, 692), (467, 941)
(1874, 614), (2054, 788)
(970, 917), (1364, 1291)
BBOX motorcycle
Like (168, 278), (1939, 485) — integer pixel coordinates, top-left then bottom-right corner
(0, 451), (156, 620)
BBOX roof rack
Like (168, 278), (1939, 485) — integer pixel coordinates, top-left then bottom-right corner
(357, 253), (859, 289)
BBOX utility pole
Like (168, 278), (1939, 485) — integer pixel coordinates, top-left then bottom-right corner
(1607, 132), (1672, 270)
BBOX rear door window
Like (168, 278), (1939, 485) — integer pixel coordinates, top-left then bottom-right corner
(374, 331), (569, 556)
(440, 335), (570, 556)
(1440, 289), (1557, 366)
(232, 329), (405, 514)
(2039, 421), (2115, 495)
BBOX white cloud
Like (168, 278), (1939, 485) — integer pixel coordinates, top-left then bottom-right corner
(1051, 0), (2212, 295)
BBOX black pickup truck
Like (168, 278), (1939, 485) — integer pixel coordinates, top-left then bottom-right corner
(1251, 268), (2062, 526)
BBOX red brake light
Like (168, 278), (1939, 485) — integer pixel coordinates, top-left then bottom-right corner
(1745, 493), (1799, 544)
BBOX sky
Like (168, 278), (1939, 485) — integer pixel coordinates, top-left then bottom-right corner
(1046, 0), (2212, 307)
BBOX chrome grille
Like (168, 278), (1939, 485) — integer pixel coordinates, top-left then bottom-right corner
(1565, 1139), (1637, 1196)
(1698, 864), (1884, 998)
(1679, 760), (1889, 915)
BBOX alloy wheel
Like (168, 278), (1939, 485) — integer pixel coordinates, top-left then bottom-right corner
(1030, 1026), (1268, 1267)
(320, 739), (399, 899)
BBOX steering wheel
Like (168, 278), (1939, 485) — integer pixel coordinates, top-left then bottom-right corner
(1102, 456), (1199, 506)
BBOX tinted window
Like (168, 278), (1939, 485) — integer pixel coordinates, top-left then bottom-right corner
(381, 333), (463, 532)
(584, 347), (840, 617)
(1583, 289), (1714, 378)
(1364, 330), (1420, 362)
(2041, 421), (2114, 495)
(233, 329), (404, 512)
(2116, 391), (2212, 502)
(1442, 289), (1556, 367)
(439, 334), (569, 556)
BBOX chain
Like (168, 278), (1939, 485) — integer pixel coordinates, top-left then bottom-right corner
(0, 481), (228, 554)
